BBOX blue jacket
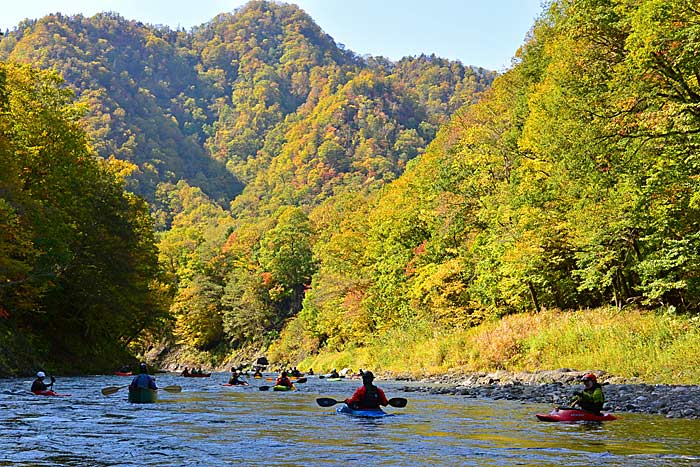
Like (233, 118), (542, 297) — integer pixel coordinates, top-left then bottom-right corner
(130, 373), (157, 390)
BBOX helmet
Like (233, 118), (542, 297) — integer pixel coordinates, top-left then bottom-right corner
(582, 373), (597, 382)
(139, 363), (148, 373)
(36, 371), (46, 378)
(362, 371), (375, 383)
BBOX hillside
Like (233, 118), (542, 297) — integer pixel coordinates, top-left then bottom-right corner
(3, 0), (695, 379)
(0, 0), (494, 372)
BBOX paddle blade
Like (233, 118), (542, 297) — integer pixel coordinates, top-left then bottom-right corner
(259, 386), (270, 391)
(295, 377), (307, 384)
(316, 397), (340, 407)
(388, 397), (408, 408)
(101, 386), (126, 396)
(162, 385), (182, 393)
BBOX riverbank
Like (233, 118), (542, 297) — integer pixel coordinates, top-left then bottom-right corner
(396, 368), (700, 419)
(296, 307), (700, 385)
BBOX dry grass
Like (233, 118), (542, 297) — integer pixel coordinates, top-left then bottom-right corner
(300, 307), (700, 384)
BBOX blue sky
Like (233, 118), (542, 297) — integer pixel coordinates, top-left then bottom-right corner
(1, 0), (544, 71)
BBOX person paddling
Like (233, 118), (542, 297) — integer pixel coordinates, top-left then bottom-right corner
(275, 371), (293, 389)
(31, 371), (55, 394)
(253, 367), (263, 378)
(344, 371), (389, 410)
(328, 368), (340, 378)
(130, 363), (157, 391)
(228, 368), (245, 385)
(570, 373), (604, 413)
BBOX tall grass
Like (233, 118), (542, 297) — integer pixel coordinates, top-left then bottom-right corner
(299, 307), (700, 384)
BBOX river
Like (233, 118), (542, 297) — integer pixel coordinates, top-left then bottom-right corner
(2, 373), (699, 466)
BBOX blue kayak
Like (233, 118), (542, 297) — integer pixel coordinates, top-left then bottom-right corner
(336, 403), (388, 418)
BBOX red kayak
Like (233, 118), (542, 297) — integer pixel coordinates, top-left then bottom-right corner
(183, 373), (211, 378)
(32, 390), (71, 397)
(536, 407), (617, 422)
(114, 371), (133, 376)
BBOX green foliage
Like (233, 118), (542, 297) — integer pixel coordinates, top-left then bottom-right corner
(7, 0), (698, 376)
(277, 0), (700, 365)
(0, 63), (170, 373)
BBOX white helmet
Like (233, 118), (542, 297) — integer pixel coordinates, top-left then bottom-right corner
(36, 371), (46, 378)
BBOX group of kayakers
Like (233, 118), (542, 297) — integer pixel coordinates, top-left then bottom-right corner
(31, 366), (606, 415)
(181, 367), (207, 377)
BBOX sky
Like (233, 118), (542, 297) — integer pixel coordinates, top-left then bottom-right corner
(1, 0), (544, 71)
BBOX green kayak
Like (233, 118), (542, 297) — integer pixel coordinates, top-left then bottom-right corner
(128, 387), (158, 403)
(272, 385), (295, 391)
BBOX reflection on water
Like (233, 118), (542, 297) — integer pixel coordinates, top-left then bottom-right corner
(1, 374), (699, 466)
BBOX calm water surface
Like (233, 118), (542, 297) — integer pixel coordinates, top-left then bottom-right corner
(2, 374), (699, 466)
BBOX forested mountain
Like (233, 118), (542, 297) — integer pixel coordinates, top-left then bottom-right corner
(269, 0), (700, 364)
(0, 1), (494, 370)
(4, 0), (693, 375)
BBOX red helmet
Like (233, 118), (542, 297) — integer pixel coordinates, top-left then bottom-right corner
(582, 373), (597, 382)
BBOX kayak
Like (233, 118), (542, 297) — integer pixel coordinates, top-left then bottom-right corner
(32, 390), (70, 397)
(128, 387), (158, 403)
(325, 378), (342, 382)
(222, 382), (249, 386)
(536, 408), (617, 422)
(272, 385), (295, 391)
(336, 404), (388, 418)
(182, 373), (211, 378)
(114, 371), (133, 376)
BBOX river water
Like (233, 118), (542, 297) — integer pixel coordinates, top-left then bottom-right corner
(2, 373), (699, 466)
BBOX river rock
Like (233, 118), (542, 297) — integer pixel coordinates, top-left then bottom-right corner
(398, 369), (700, 420)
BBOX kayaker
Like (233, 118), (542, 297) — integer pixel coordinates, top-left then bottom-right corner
(31, 371), (55, 393)
(130, 363), (157, 390)
(276, 371), (293, 389)
(182, 367), (190, 377)
(329, 368), (340, 378)
(253, 367), (263, 378)
(570, 373), (604, 413)
(345, 371), (389, 410)
(308, 368), (314, 375)
(228, 368), (245, 385)
(290, 367), (302, 377)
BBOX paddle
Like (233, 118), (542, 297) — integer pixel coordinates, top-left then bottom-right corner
(316, 397), (408, 408)
(101, 384), (181, 396)
(102, 385), (129, 396)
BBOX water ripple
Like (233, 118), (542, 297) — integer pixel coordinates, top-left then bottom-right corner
(1, 374), (699, 466)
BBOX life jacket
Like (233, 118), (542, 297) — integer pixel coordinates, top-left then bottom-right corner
(360, 384), (382, 409)
(31, 379), (50, 392)
(131, 373), (156, 389)
(276, 376), (292, 387)
(578, 383), (605, 412)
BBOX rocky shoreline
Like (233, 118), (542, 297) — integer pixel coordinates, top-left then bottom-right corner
(395, 369), (700, 420)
